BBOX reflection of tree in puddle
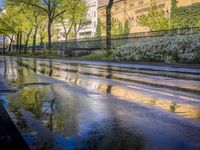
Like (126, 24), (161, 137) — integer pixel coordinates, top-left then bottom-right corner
(11, 87), (44, 119)
(49, 60), (53, 77)
(196, 112), (200, 119)
(169, 102), (177, 112)
(4, 57), (200, 149)
(9, 103), (30, 132)
(7, 86), (56, 149)
(7, 84), (80, 149)
(7, 59), (40, 88)
(15, 59), (200, 120)
(33, 58), (37, 73)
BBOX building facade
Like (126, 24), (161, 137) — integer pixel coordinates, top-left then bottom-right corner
(54, 0), (98, 41)
(177, 0), (200, 7)
(77, 0), (98, 38)
(97, 0), (200, 35)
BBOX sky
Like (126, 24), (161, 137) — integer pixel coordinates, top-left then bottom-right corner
(0, 0), (4, 8)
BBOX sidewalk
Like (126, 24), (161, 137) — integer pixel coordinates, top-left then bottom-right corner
(0, 75), (29, 149)
(0, 76), (17, 94)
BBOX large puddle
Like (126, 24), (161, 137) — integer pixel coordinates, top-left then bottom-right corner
(1, 56), (200, 150)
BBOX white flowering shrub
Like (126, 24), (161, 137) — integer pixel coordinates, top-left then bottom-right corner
(112, 34), (200, 63)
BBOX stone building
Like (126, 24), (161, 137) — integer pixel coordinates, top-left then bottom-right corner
(97, 0), (200, 34)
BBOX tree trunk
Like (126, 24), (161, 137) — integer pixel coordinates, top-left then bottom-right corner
(19, 31), (22, 54)
(16, 32), (19, 52)
(8, 35), (13, 52)
(73, 24), (77, 50)
(3, 35), (6, 54)
(106, 0), (113, 53)
(66, 24), (73, 41)
(40, 36), (43, 45)
(62, 22), (68, 43)
(33, 58), (37, 73)
(3, 56), (7, 78)
(25, 29), (33, 53)
(65, 33), (68, 43)
(48, 19), (52, 51)
(49, 60), (53, 76)
(32, 26), (38, 53)
(73, 23), (77, 40)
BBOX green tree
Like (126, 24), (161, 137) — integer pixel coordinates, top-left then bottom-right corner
(124, 20), (130, 34)
(171, 0), (177, 12)
(138, 0), (170, 31)
(7, 0), (69, 50)
(197, 19), (200, 26)
(38, 15), (48, 45)
(19, 5), (36, 53)
(0, 4), (32, 53)
(111, 19), (119, 35)
(111, 19), (124, 35)
(4, 0), (88, 51)
(96, 18), (102, 37)
(4, 1), (28, 52)
(58, 0), (87, 41)
(118, 21), (124, 34)
(171, 3), (200, 28)
(0, 10), (17, 52)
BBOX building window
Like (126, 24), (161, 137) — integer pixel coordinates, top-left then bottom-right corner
(94, 21), (96, 28)
(129, 3), (134, 8)
(138, 0), (144, 5)
(94, 11), (96, 17)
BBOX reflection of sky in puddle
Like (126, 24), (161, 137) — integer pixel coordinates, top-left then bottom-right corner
(34, 61), (200, 92)
(2, 57), (200, 150)
(77, 95), (110, 137)
(6, 84), (115, 149)
(5, 57), (200, 119)
(6, 84), (142, 150)
(51, 71), (200, 119)
(0, 95), (9, 109)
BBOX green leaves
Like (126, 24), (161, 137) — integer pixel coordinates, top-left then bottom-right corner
(96, 18), (102, 36)
(58, 0), (88, 39)
(138, 1), (170, 31)
(138, 1), (200, 31)
(124, 20), (130, 35)
(139, 0), (200, 31)
(171, 4), (200, 28)
(0, 6), (21, 34)
(1, 0), (88, 47)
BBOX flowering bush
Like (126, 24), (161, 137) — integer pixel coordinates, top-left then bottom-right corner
(112, 34), (200, 63)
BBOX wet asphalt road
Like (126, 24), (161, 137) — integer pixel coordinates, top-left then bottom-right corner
(0, 56), (200, 150)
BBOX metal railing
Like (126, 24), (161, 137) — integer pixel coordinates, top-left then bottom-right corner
(3, 26), (200, 52)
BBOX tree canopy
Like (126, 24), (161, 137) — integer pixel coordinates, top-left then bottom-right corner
(171, 3), (200, 28)
(138, 0), (170, 31)
(138, 0), (200, 30)
(0, 0), (87, 52)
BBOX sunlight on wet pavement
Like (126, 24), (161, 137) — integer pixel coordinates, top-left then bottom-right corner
(1, 56), (200, 150)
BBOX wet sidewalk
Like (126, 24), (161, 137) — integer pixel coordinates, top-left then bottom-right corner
(1, 56), (200, 150)
(0, 76), (17, 94)
(0, 75), (29, 149)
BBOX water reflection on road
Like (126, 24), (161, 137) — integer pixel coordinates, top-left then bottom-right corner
(1, 56), (200, 150)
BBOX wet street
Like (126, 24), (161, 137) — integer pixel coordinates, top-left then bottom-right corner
(0, 56), (200, 150)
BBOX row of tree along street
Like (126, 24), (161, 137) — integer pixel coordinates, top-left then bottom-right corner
(0, 0), (88, 53)
(0, 0), (200, 54)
